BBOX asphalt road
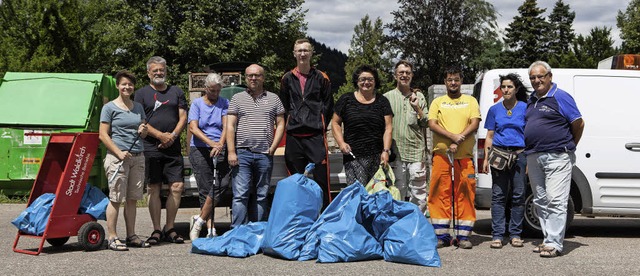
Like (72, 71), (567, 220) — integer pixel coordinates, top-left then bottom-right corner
(2, 203), (640, 275)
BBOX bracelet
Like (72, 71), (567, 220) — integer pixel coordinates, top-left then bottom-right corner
(171, 132), (177, 138)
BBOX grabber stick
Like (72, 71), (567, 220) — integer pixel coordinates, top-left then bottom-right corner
(108, 99), (163, 183)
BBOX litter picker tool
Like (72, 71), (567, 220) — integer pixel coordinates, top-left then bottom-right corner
(210, 156), (218, 237)
(447, 150), (459, 248)
(108, 99), (164, 183)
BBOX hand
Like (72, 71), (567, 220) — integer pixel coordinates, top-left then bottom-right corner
(159, 132), (175, 144)
(482, 158), (489, 174)
(451, 133), (465, 145)
(339, 143), (352, 155)
(228, 152), (238, 167)
(267, 147), (276, 156)
(116, 150), (131, 161)
(138, 124), (148, 136)
(380, 151), (389, 165)
(209, 146), (222, 157)
(449, 143), (458, 154)
(409, 93), (420, 110)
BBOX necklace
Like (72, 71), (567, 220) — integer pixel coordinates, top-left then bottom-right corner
(502, 101), (515, 116)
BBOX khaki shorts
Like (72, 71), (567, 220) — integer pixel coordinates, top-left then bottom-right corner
(104, 152), (145, 202)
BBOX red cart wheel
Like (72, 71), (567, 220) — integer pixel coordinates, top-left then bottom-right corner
(46, 237), (70, 247)
(78, 221), (105, 251)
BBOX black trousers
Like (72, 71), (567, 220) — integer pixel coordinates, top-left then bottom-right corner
(284, 133), (331, 209)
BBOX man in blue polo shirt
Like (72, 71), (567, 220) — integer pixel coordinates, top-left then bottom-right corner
(524, 61), (585, 258)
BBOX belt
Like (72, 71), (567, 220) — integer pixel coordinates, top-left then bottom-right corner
(109, 151), (143, 156)
(494, 146), (525, 151)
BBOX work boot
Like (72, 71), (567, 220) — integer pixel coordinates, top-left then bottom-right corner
(458, 239), (473, 249)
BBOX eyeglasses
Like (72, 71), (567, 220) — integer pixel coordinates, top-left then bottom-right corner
(529, 73), (549, 81)
(358, 77), (375, 83)
(246, 74), (263, 79)
(294, 49), (311, 54)
(396, 71), (412, 76)
(445, 78), (461, 83)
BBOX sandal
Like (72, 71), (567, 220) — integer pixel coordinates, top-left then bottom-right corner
(490, 239), (503, 249)
(540, 247), (562, 258)
(108, 238), (129, 251)
(163, 228), (185, 244)
(126, 235), (151, 248)
(511, 238), (524, 248)
(146, 230), (163, 246)
(532, 244), (555, 253)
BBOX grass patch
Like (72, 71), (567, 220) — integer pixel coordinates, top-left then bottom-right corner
(136, 193), (149, 207)
(0, 192), (28, 204)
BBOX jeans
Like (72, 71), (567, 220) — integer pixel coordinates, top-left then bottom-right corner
(490, 151), (526, 241)
(527, 152), (575, 252)
(391, 160), (428, 213)
(231, 149), (273, 228)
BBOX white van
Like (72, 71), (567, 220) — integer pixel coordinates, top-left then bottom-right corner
(473, 68), (640, 235)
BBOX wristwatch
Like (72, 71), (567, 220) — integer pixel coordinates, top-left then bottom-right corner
(383, 149), (391, 154)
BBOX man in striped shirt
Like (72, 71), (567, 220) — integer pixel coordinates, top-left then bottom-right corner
(227, 64), (285, 228)
(383, 60), (429, 214)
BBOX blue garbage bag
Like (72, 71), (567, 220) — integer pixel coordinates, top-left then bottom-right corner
(376, 199), (441, 267)
(299, 183), (383, 262)
(11, 193), (55, 235)
(262, 163), (323, 260)
(191, 221), (267, 258)
(79, 184), (108, 220)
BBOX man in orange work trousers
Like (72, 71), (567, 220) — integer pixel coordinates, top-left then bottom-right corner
(427, 66), (481, 249)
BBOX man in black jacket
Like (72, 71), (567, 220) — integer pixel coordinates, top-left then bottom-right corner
(279, 38), (334, 209)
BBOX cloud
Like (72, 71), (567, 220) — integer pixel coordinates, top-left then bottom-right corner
(304, 0), (631, 54)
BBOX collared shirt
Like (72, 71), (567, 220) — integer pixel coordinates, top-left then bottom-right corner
(524, 83), (582, 154)
(228, 90), (284, 153)
(384, 88), (428, 162)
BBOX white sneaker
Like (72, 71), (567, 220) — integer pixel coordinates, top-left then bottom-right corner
(206, 228), (218, 238)
(189, 216), (202, 241)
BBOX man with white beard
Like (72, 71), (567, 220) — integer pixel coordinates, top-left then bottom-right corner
(134, 56), (188, 245)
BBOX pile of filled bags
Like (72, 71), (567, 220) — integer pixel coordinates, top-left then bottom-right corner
(192, 164), (441, 267)
(11, 184), (109, 235)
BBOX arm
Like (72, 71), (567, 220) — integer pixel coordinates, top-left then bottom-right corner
(99, 122), (130, 161)
(410, 91), (428, 128)
(322, 76), (334, 128)
(331, 113), (351, 154)
(571, 118), (585, 146)
(482, 130), (495, 173)
(226, 114), (238, 166)
(279, 77), (290, 120)
(380, 115), (393, 164)
(269, 114), (285, 155)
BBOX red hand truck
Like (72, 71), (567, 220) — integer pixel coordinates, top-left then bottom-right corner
(13, 132), (105, 255)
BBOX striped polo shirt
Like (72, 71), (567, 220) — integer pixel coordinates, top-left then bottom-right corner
(228, 90), (285, 153)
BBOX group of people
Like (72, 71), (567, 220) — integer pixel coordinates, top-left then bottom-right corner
(480, 61), (583, 259)
(97, 38), (584, 259)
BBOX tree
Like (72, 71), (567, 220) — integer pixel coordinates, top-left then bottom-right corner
(573, 27), (617, 68)
(337, 15), (393, 99)
(503, 0), (550, 67)
(0, 0), (111, 73)
(547, 0), (576, 57)
(617, 0), (640, 53)
(387, 0), (498, 88)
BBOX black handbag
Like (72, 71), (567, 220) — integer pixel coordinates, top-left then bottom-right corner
(487, 147), (517, 170)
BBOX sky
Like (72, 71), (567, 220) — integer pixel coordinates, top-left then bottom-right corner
(302, 0), (632, 54)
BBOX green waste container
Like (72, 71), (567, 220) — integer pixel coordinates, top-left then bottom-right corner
(0, 72), (117, 196)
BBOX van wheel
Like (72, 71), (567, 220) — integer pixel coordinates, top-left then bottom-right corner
(523, 191), (575, 237)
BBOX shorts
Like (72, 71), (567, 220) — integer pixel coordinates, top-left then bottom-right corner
(104, 152), (145, 202)
(144, 151), (184, 185)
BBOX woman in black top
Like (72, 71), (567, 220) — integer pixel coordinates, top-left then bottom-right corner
(331, 65), (393, 185)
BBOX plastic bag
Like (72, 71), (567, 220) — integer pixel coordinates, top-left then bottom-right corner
(191, 221), (267, 258)
(360, 190), (441, 267)
(380, 200), (441, 267)
(79, 184), (108, 220)
(365, 163), (402, 200)
(11, 193), (55, 235)
(299, 183), (383, 263)
(262, 163), (323, 260)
